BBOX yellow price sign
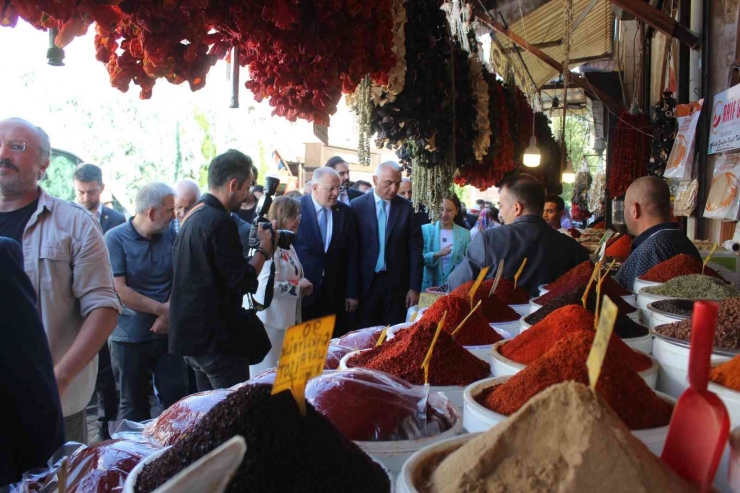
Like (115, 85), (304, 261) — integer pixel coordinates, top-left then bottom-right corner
(271, 315), (336, 416)
(703, 242), (719, 274)
(586, 296), (618, 390)
(488, 259), (505, 297)
(375, 326), (390, 347)
(513, 257), (528, 290)
(418, 292), (443, 308)
(468, 266), (490, 308)
(594, 259), (617, 328)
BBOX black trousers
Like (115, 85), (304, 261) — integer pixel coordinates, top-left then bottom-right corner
(94, 343), (119, 439)
(358, 272), (407, 328)
(302, 281), (349, 337)
(183, 353), (250, 392)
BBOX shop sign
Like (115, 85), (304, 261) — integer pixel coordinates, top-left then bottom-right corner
(708, 85), (740, 154)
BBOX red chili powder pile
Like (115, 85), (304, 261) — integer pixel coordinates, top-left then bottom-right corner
(481, 331), (671, 430)
(421, 296), (503, 346)
(545, 261), (594, 291)
(639, 253), (721, 283)
(499, 305), (651, 371)
(446, 284), (521, 322)
(535, 274), (634, 312)
(346, 323), (490, 386)
(449, 278), (530, 306)
(605, 234), (631, 258)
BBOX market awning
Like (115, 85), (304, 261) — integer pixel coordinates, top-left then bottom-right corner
(489, 0), (614, 89)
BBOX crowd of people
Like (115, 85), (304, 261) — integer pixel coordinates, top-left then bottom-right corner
(0, 116), (698, 487)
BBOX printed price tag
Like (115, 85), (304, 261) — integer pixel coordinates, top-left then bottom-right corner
(587, 296), (618, 390)
(488, 259), (505, 297)
(375, 326), (389, 347)
(419, 292), (444, 308)
(703, 242), (719, 274)
(513, 257), (528, 290)
(272, 315), (335, 415)
(469, 266), (490, 308)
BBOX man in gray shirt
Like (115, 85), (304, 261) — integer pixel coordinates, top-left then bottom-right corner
(105, 182), (188, 422)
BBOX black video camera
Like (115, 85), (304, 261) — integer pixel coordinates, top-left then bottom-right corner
(249, 175), (294, 251)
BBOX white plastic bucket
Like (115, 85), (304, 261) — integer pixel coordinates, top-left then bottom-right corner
(538, 284), (549, 296)
(646, 302), (689, 330)
(652, 337), (732, 398)
(622, 333), (654, 354)
(339, 350), (480, 410)
(509, 304), (530, 317)
(529, 299), (543, 314)
(633, 278), (662, 295)
(708, 382), (740, 427)
(356, 397), (463, 476)
(489, 341), (526, 377)
(622, 294), (637, 308)
(397, 433), (479, 493)
(491, 316), (523, 334)
(637, 287), (674, 322)
(462, 377), (675, 455)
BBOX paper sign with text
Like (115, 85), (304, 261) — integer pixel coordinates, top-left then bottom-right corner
(587, 296), (618, 390)
(419, 292), (444, 308)
(272, 315), (336, 415)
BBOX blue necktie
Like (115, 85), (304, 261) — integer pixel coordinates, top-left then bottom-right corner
(375, 200), (387, 272)
(318, 207), (328, 251)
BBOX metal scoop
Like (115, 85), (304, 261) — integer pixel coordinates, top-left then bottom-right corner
(662, 301), (729, 492)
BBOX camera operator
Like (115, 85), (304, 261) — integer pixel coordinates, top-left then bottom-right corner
(169, 150), (274, 391)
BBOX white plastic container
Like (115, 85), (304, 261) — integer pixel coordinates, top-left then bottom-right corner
(709, 382), (740, 427)
(462, 377), (675, 455)
(397, 433), (478, 493)
(622, 333), (654, 355)
(509, 304), (530, 317)
(538, 284), (549, 296)
(519, 318), (532, 332)
(489, 341), (525, 377)
(622, 293), (637, 308)
(646, 301), (690, 330)
(416, 307), (428, 321)
(652, 337), (732, 398)
(637, 287), (674, 322)
(529, 299), (543, 314)
(491, 316), (523, 335)
(633, 278), (662, 295)
(356, 397), (464, 476)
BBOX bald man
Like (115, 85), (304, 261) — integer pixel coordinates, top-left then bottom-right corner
(173, 179), (201, 233)
(614, 177), (701, 290)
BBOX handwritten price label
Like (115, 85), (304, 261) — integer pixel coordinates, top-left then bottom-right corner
(271, 315), (335, 415)
(419, 292), (444, 308)
(586, 296), (618, 390)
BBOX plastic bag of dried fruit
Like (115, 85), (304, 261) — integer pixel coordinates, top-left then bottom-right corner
(305, 368), (454, 442)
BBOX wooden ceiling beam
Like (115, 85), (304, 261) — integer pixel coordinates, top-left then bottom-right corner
(609, 0), (700, 49)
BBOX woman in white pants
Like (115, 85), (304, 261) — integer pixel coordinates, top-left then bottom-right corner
(249, 196), (312, 375)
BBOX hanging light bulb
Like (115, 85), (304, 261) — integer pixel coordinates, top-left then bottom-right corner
(522, 135), (541, 167)
(562, 158), (576, 184)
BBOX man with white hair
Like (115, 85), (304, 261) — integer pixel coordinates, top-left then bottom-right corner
(0, 117), (121, 444)
(105, 182), (188, 421)
(351, 161), (423, 326)
(173, 179), (201, 233)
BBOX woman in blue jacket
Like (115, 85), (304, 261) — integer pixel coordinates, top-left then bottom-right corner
(422, 195), (471, 291)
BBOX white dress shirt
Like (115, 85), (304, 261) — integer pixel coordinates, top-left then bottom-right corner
(311, 195), (333, 252)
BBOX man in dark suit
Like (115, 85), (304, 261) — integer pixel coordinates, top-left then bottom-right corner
(294, 167), (359, 336)
(72, 162), (125, 441)
(325, 156), (363, 205)
(351, 161), (423, 327)
(447, 174), (589, 297)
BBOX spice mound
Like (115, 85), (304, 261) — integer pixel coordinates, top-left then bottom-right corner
(639, 253), (721, 283)
(656, 297), (740, 349)
(135, 384), (390, 493)
(644, 274), (740, 300)
(545, 260), (594, 291)
(650, 299), (695, 318)
(422, 382), (697, 493)
(444, 285), (520, 323)
(306, 369), (452, 442)
(710, 355), (740, 392)
(501, 305), (651, 371)
(346, 323), (490, 386)
(535, 273), (632, 306)
(480, 331), (669, 430)
(450, 278), (530, 305)
(605, 234), (632, 258)
(421, 295), (504, 346)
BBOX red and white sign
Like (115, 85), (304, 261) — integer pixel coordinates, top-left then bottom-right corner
(709, 85), (740, 154)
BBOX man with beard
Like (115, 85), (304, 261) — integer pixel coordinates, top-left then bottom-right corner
(105, 182), (188, 421)
(0, 118), (121, 444)
(73, 163), (125, 233)
(325, 156), (363, 205)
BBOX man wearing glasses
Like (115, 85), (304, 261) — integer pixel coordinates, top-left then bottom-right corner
(0, 118), (121, 444)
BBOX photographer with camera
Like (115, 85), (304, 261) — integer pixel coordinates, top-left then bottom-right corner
(249, 196), (312, 375)
(169, 150), (274, 392)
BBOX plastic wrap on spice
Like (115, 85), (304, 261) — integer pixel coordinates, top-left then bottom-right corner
(333, 326), (387, 350)
(143, 389), (233, 447)
(305, 368), (451, 442)
(326, 344), (356, 370)
(16, 438), (160, 493)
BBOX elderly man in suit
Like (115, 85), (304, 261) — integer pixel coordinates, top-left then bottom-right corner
(447, 173), (589, 296)
(72, 162), (125, 441)
(294, 167), (359, 336)
(351, 161), (423, 327)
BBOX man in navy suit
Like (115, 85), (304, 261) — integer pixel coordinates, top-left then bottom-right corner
(351, 161), (423, 327)
(325, 156), (363, 205)
(72, 163), (125, 441)
(294, 167), (359, 336)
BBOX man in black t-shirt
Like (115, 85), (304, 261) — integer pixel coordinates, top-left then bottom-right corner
(0, 197), (37, 246)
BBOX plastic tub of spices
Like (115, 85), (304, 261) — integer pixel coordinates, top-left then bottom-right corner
(633, 278), (662, 296)
(519, 318), (532, 332)
(508, 303), (530, 317)
(397, 433), (479, 493)
(490, 316), (523, 336)
(461, 377), (675, 455)
(652, 337), (732, 398)
(529, 299), (543, 314)
(708, 356), (740, 427)
(709, 382), (740, 427)
(646, 301), (691, 329)
(637, 288), (674, 322)
(622, 293), (637, 308)
(386, 323), (510, 363)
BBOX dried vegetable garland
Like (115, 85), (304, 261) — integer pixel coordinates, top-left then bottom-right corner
(440, 0), (474, 53)
(606, 110), (651, 198)
(369, 0), (408, 107)
(588, 167), (606, 217)
(469, 53), (491, 161)
(450, 40), (477, 170)
(571, 167), (592, 222)
(649, 92), (677, 176)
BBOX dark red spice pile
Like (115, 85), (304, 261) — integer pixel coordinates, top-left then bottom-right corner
(605, 234), (632, 259)
(450, 278), (530, 306)
(639, 253), (721, 283)
(480, 331), (670, 430)
(500, 305), (651, 371)
(346, 323), (490, 386)
(135, 384), (390, 493)
(445, 284), (521, 322)
(545, 261), (595, 291)
(535, 274), (631, 306)
(422, 295), (504, 345)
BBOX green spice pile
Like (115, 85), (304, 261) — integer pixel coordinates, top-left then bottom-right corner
(655, 297), (740, 349)
(644, 275), (740, 301)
